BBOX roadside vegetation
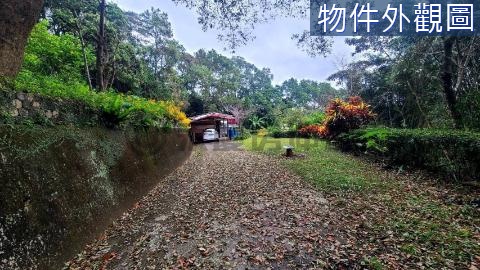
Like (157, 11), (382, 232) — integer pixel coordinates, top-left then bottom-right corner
(10, 20), (190, 129)
(243, 135), (480, 268)
(338, 128), (480, 181)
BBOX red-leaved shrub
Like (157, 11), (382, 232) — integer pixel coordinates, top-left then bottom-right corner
(298, 124), (327, 137)
(298, 96), (375, 138)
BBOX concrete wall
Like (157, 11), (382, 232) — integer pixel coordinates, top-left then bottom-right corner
(0, 126), (192, 269)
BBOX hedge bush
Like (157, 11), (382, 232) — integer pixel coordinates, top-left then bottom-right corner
(337, 128), (480, 181)
(269, 128), (299, 138)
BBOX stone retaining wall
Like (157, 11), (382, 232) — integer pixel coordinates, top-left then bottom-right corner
(10, 92), (59, 119)
(1, 91), (101, 126)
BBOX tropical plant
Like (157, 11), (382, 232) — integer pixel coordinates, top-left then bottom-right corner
(323, 96), (375, 138)
(248, 115), (266, 130)
(299, 124), (327, 138)
(299, 96), (375, 138)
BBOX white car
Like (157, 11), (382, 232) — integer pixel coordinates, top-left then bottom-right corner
(203, 129), (219, 141)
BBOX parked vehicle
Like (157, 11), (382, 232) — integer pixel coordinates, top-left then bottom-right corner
(203, 128), (219, 141)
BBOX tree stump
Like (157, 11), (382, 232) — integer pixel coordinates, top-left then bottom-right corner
(283, 145), (294, 157)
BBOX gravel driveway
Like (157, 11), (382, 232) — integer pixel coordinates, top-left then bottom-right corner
(66, 141), (333, 269)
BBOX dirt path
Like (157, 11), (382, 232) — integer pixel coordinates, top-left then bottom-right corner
(66, 142), (336, 269)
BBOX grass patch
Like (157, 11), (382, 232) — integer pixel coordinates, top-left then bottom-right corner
(362, 256), (385, 270)
(242, 136), (387, 193)
(385, 195), (478, 265)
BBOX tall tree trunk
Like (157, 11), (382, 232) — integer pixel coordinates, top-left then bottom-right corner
(80, 31), (93, 90)
(0, 0), (44, 77)
(73, 10), (93, 90)
(106, 47), (117, 90)
(96, 0), (106, 91)
(441, 37), (462, 129)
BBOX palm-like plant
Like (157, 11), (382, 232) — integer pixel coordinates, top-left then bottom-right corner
(249, 115), (266, 130)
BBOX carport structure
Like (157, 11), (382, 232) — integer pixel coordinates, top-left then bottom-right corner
(189, 113), (238, 143)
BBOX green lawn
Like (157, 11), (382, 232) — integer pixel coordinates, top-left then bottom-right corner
(242, 135), (480, 269)
(242, 136), (388, 193)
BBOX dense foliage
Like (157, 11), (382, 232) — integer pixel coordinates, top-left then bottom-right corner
(16, 1), (480, 136)
(16, 21), (190, 128)
(10, 4), (340, 129)
(338, 128), (480, 181)
(25, 2), (340, 128)
(322, 96), (376, 137)
(329, 37), (480, 131)
(298, 124), (327, 138)
(15, 74), (190, 128)
(22, 21), (91, 82)
(268, 128), (299, 138)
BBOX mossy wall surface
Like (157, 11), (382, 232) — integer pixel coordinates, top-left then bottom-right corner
(0, 125), (192, 269)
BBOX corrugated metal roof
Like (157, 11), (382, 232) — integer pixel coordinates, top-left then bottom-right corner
(190, 113), (236, 123)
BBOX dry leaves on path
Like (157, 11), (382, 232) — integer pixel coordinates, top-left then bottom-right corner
(66, 142), (337, 269)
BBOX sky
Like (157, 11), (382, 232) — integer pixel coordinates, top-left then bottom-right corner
(113, 0), (355, 85)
